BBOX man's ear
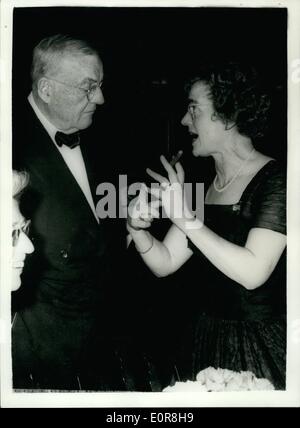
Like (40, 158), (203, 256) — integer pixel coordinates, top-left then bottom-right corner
(37, 78), (52, 103)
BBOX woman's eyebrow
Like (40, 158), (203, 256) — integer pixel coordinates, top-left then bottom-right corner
(188, 98), (203, 104)
(188, 99), (210, 107)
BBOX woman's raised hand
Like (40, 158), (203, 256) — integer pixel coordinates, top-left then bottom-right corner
(146, 155), (192, 224)
(146, 154), (185, 186)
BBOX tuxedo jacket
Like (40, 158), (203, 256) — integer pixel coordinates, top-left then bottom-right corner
(12, 102), (173, 390)
(13, 102), (112, 314)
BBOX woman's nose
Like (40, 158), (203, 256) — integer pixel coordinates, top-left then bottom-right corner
(181, 111), (191, 126)
(19, 231), (35, 254)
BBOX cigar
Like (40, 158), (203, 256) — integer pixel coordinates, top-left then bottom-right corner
(170, 150), (183, 167)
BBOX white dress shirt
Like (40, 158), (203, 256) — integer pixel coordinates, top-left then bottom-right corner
(28, 93), (99, 223)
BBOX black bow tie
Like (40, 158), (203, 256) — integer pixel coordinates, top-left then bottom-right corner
(55, 131), (81, 149)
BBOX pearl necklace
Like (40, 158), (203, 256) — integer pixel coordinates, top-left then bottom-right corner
(213, 148), (256, 193)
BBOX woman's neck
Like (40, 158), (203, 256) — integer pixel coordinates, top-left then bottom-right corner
(212, 139), (256, 187)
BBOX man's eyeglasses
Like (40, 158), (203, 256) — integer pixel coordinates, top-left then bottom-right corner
(12, 220), (31, 247)
(45, 76), (103, 102)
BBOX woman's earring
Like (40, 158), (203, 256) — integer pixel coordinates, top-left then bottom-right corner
(211, 112), (218, 121)
(225, 121), (236, 131)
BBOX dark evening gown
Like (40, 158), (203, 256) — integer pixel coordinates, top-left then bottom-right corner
(176, 160), (286, 390)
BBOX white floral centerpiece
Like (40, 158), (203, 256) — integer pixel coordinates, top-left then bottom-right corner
(163, 367), (275, 392)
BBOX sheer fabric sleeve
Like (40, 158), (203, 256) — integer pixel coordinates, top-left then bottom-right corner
(251, 166), (286, 235)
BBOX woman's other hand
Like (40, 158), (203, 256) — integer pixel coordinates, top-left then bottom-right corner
(127, 183), (160, 232)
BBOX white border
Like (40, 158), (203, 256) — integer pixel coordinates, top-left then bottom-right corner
(1, 0), (300, 408)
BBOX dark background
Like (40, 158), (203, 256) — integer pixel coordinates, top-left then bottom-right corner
(12, 6), (287, 389)
(13, 6), (287, 177)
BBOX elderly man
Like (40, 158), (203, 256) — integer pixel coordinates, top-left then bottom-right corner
(12, 34), (126, 390)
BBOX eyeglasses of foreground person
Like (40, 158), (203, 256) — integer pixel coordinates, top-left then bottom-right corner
(12, 220), (31, 247)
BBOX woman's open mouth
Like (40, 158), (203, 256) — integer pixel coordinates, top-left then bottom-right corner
(190, 132), (198, 143)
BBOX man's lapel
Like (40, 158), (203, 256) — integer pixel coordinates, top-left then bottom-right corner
(80, 135), (99, 207)
(28, 108), (99, 223)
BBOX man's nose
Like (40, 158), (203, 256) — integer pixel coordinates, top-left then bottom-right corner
(19, 231), (35, 254)
(93, 87), (105, 105)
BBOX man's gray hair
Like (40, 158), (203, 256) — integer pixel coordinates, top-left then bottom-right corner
(31, 34), (99, 90)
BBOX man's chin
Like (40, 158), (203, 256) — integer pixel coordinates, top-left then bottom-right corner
(79, 116), (94, 130)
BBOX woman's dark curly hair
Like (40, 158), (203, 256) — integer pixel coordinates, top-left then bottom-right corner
(186, 62), (271, 140)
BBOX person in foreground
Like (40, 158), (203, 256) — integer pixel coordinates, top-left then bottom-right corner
(127, 62), (286, 389)
(12, 170), (34, 292)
